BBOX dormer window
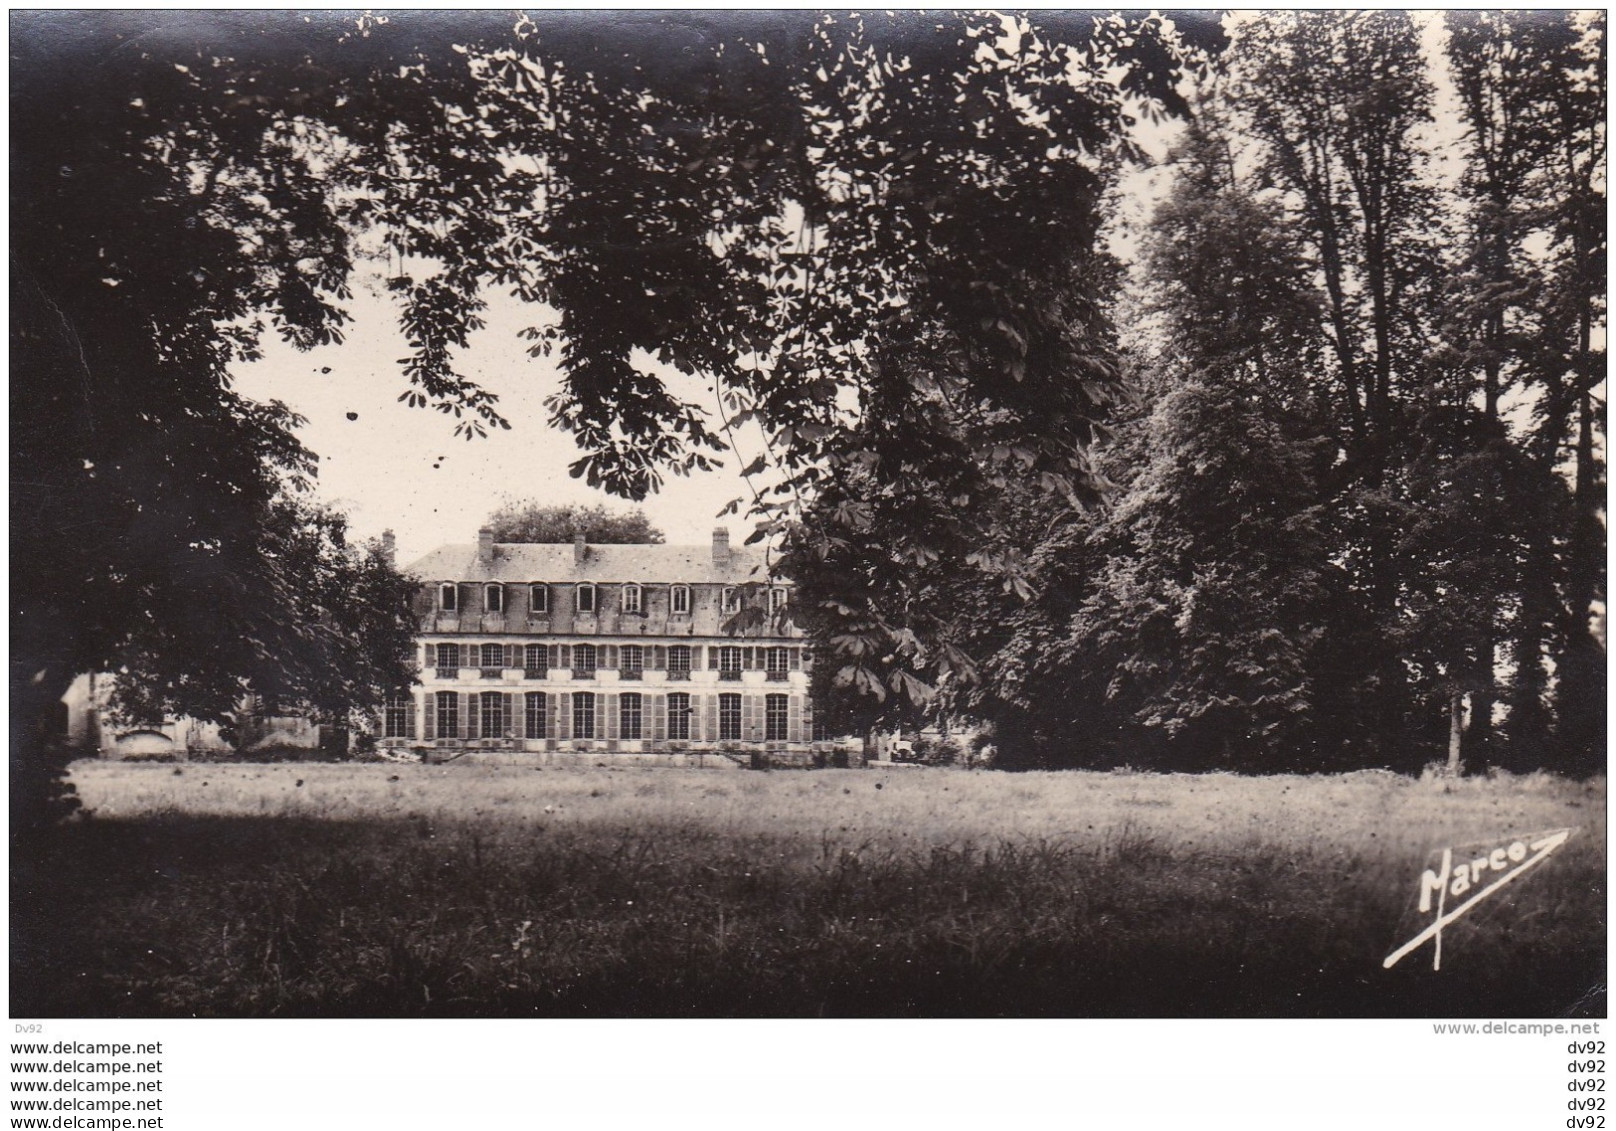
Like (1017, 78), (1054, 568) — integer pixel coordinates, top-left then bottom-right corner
(577, 583), (597, 614)
(670, 584), (691, 615)
(622, 584), (642, 614)
(770, 587), (787, 615)
(530, 583), (548, 614)
(721, 586), (740, 614)
(485, 583), (504, 613)
(439, 583), (457, 612)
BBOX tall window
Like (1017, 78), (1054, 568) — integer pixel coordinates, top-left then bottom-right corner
(436, 691), (459, 737)
(670, 585), (691, 615)
(770, 587), (788, 615)
(485, 583), (504, 613)
(481, 643), (505, 669)
(721, 586), (740, 613)
(577, 583), (596, 614)
(480, 691), (505, 738)
(573, 643), (597, 678)
(668, 693), (692, 740)
(439, 583), (457, 611)
(620, 645), (643, 680)
(525, 692), (546, 738)
(668, 645), (692, 680)
(719, 646), (743, 681)
(620, 693), (642, 740)
(766, 647), (789, 681)
(765, 694), (789, 741)
(384, 696), (411, 738)
(719, 693), (742, 741)
(524, 644), (548, 677)
(622, 584), (642, 614)
(573, 692), (596, 739)
(529, 584), (548, 614)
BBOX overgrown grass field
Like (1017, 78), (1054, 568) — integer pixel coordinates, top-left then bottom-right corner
(12, 761), (1605, 1017)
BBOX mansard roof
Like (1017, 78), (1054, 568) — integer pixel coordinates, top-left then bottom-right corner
(403, 541), (777, 585)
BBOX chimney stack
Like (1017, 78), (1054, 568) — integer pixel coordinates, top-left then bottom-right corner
(477, 527), (494, 564)
(712, 526), (730, 565)
(573, 532), (587, 564)
(380, 529), (396, 565)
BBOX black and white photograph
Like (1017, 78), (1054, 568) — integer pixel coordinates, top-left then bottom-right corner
(10, 7), (1607, 1123)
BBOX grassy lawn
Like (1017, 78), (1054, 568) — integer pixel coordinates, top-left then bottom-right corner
(11, 760), (1605, 1017)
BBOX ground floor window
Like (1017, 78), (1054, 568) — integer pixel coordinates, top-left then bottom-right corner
(525, 692), (546, 739)
(620, 693), (642, 740)
(668, 693), (691, 740)
(765, 694), (788, 741)
(719, 693), (742, 741)
(384, 696), (411, 738)
(480, 691), (504, 738)
(436, 691), (458, 737)
(573, 692), (596, 739)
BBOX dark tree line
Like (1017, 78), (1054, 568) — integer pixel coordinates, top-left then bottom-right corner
(12, 11), (1598, 807)
(792, 12), (1604, 774)
(11, 9), (1218, 826)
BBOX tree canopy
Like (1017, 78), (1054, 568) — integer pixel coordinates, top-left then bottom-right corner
(876, 12), (1604, 773)
(12, 10), (1598, 785)
(11, 8), (1220, 802)
(485, 502), (664, 544)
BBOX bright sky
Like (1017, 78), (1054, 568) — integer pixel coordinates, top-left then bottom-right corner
(231, 276), (761, 568)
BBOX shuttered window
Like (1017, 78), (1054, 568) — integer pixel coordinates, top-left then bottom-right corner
(480, 692), (504, 738)
(573, 691), (596, 739)
(435, 691), (458, 738)
(668, 645), (692, 679)
(524, 644), (548, 676)
(384, 696), (412, 738)
(525, 692), (545, 738)
(766, 694), (789, 741)
(719, 693), (742, 741)
(719, 646), (742, 680)
(620, 693), (643, 740)
(620, 645), (643, 679)
(573, 644), (597, 678)
(668, 693), (692, 740)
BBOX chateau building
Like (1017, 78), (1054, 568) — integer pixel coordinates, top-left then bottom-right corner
(385, 527), (828, 762)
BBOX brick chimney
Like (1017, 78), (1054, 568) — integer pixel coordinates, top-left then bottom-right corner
(574, 532), (587, 564)
(380, 529), (396, 565)
(712, 526), (730, 566)
(477, 527), (494, 564)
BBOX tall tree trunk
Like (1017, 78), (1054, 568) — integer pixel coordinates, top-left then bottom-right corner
(1446, 689), (1465, 776)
